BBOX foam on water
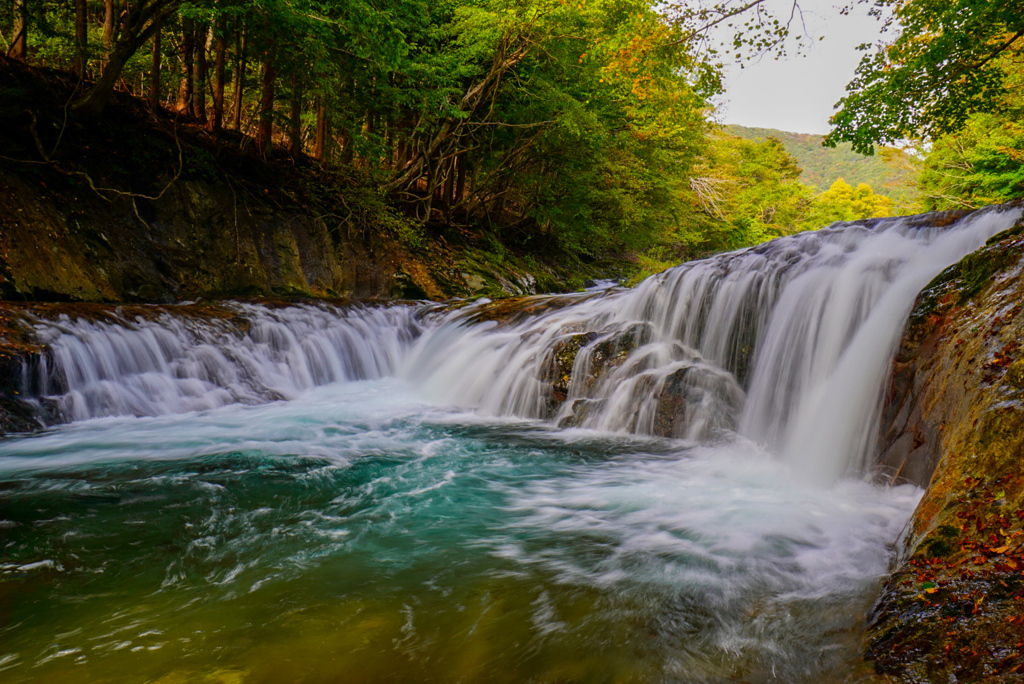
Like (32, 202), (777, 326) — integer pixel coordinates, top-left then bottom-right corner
(0, 382), (920, 682)
(2, 206), (1022, 681)
(407, 206), (1021, 480)
(27, 301), (421, 421)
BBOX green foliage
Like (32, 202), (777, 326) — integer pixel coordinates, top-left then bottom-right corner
(727, 124), (920, 209)
(908, 58), (1024, 211)
(918, 110), (1024, 211)
(3, 0), (852, 278)
(667, 131), (899, 259)
(825, 0), (1024, 154)
(696, 134), (810, 248)
(804, 178), (893, 224)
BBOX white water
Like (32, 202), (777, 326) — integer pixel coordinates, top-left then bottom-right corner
(408, 206), (1021, 481)
(13, 206), (1021, 482)
(3, 207), (1020, 682)
(27, 302), (422, 421)
(0, 382), (922, 682)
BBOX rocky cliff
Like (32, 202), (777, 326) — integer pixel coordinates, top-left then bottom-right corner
(867, 204), (1024, 681)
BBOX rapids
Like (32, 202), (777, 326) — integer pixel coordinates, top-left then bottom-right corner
(1, 205), (1021, 683)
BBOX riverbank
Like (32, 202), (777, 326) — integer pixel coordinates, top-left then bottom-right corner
(867, 204), (1024, 681)
(6, 51), (1024, 678)
(0, 57), (628, 304)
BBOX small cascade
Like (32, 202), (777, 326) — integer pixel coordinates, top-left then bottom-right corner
(19, 302), (423, 422)
(9, 205), (1022, 482)
(407, 206), (1023, 480)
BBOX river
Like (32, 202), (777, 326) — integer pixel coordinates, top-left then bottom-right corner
(1, 206), (1020, 682)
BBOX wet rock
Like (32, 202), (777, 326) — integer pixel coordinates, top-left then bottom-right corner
(653, 365), (744, 440)
(0, 395), (42, 435)
(867, 206), (1024, 681)
(0, 308), (47, 435)
(550, 332), (601, 402)
(876, 209), (1024, 486)
(556, 398), (605, 428)
(455, 292), (596, 328)
(546, 322), (653, 407)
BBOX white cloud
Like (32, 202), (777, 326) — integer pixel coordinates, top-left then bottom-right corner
(714, 2), (886, 135)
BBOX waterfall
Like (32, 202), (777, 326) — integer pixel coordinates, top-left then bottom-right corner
(406, 206), (1021, 480)
(21, 302), (423, 422)
(11, 206), (1022, 482)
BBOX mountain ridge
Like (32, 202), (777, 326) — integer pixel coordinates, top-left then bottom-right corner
(725, 124), (919, 206)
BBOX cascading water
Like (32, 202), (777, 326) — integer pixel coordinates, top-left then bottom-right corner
(408, 206), (1021, 480)
(0, 205), (1020, 683)
(23, 301), (423, 421)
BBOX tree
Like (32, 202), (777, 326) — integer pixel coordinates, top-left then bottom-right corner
(0, 0), (839, 264)
(808, 178), (892, 223)
(72, 0), (184, 116)
(917, 115), (1024, 210)
(210, 16), (226, 131)
(825, 0), (1024, 154)
(11, 0), (27, 59)
(255, 40), (275, 156)
(73, 0), (87, 77)
(683, 133), (813, 251)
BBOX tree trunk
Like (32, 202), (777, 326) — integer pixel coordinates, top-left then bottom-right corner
(257, 49), (276, 157)
(288, 74), (302, 158)
(456, 155), (467, 204)
(210, 18), (226, 132)
(149, 30), (161, 111)
(74, 0), (87, 76)
(73, 40), (136, 116)
(71, 0), (179, 117)
(314, 98), (328, 161)
(11, 0), (27, 60)
(231, 23), (246, 130)
(340, 130), (353, 165)
(103, 0), (114, 55)
(385, 119), (396, 168)
(178, 20), (194, 113)
(444, 160), (455, 207)
(193, 23), (208, 123)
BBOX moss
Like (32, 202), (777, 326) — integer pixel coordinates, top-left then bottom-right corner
(955, 249), (1011, 300)
(923, 539), (952, 558)
(1005, 358), (1024, 388)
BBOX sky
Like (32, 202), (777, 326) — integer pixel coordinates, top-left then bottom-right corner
(715, 1), (889, 135)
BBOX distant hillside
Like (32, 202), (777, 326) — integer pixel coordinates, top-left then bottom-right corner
(725, 125), (920, 207)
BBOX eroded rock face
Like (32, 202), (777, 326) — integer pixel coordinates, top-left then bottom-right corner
(653, 364), (744, 439)
(867, 211), (1024, 681)
(0, 307), (47, 435)
(546, 323), (652, 420)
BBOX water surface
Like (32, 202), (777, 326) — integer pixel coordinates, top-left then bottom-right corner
(1, 381), (917, 683)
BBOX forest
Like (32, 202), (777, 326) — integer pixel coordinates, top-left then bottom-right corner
(0, 0), (1021, 274)
(0, 0), (956, 284)
(726, 125), (920, 208)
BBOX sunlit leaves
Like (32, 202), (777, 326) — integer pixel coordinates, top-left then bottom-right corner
(825, 0), (1024, 154)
